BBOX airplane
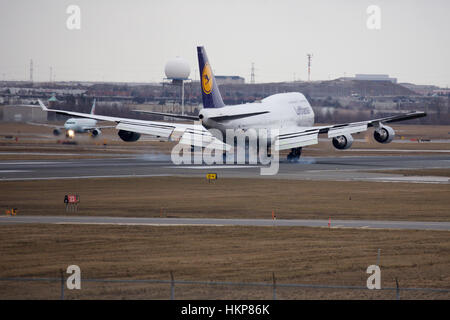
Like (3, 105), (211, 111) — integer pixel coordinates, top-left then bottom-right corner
(31, 99), (110, 139)
(36, 46), (426, 161)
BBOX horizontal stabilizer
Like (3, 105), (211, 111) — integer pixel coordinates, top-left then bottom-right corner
(209, 111), (270, 122)
(133, 110), (198, 120)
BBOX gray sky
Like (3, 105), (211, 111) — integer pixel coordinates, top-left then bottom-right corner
(0, 0), (448, 86)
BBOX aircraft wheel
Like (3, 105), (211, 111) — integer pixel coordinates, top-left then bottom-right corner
(287, 147), (302, 162)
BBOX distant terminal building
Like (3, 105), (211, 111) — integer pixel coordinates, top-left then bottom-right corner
(432, 88), (450, 95)
(48, 94), (58, 108)
(215, 76), (245, 85)
(341, 74), (397, 84)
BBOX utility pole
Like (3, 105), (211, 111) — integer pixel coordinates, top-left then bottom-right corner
(181, 80), (185, 115)
(30, 59), (34, 82)
(306, 54), (313, 81)
(251, 62), (255, 84)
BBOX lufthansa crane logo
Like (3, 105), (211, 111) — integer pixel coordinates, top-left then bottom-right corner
(202, 63), (213, 94)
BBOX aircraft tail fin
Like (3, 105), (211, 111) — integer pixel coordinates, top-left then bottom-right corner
(90, 99), (96, 115)
(197, 46), (225, 109)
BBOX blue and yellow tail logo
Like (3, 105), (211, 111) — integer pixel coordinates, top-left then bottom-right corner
(197, 46), (225, 108)
(202, 63), (213, 95)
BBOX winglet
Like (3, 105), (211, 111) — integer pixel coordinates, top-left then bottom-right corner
(37, 99), (48, 111)
(90, 98), (96, 115)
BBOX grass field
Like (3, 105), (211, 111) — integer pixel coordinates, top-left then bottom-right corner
(0, 224), (448, 299)
(1, 176), (449, 221)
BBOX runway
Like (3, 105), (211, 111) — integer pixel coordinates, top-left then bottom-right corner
(1, 215), (449, 231)
(0, 154), (449, 183)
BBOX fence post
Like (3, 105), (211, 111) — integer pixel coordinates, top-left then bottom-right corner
(170, 271), (175, 300)
(272, 272), (277, 300)
(395, 278), (400, 300)
(60, 269), (65, 300)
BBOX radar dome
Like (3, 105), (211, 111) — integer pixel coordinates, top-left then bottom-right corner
(164, 57), (190, 80)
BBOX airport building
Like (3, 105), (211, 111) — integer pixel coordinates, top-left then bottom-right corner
(341, 74), (397, 83)
(1, 105), (47, 122)
(215, 75), (245, 85)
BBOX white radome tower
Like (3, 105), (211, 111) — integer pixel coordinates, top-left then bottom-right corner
(164, 57), (191, 115)
(164, 57), (190, 81)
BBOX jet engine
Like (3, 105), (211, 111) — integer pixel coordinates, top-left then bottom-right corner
(332, 134), (353, 150)
(91, 128), (102, 138)
(118, 130), (141, 142)
(374, 125), (395, 144)
(53, 129), (61, 136)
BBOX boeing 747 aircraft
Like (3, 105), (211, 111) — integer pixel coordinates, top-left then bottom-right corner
(36, 47), (426, 161)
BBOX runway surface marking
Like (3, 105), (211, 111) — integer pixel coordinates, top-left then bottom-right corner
(171, 165), (260, 169)
(0, 174), (171, 181)
(346, 149), (450, 153)
(0, 161), (75, 165)
(1, 216), (449, 231)
(0, 152), (84, 156)
(368, 176), (449, 184)
(54, 222), (226, 227)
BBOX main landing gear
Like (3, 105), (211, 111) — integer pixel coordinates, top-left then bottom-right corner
(287, 147), (302, 162)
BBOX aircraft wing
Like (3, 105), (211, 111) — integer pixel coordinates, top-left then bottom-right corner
(37, 100), (230, 151)
(133, 110), (199, 120)
(275, 111), (426, 151)
(133, 110), (270, 122)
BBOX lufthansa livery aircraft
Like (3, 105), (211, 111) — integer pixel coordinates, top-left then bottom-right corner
(37, 46), (426, 161)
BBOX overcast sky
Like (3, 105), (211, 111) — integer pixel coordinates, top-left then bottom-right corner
(0, 0), (448, 86)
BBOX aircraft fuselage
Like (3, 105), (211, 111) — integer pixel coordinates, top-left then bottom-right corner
(64, 118), (97, 133)
(199, 92), (314, 134)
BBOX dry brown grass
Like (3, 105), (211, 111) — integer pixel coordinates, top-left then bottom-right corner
(1, 177), (449, 221)
(0, 224), (448, 299)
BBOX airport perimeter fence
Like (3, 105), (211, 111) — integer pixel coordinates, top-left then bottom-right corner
(1, 273), (449, 300)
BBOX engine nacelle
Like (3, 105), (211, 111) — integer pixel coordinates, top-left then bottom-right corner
(53, 129), (61, 136)
(332, 134), (353, 150)
(91, 128), (102, 138)
(374, 125), (395, 144)
(118, 130), (141, 142)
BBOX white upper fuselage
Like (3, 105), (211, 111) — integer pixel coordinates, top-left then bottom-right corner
(64, 118), (97, 133)
(199, 92), (314, 133)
